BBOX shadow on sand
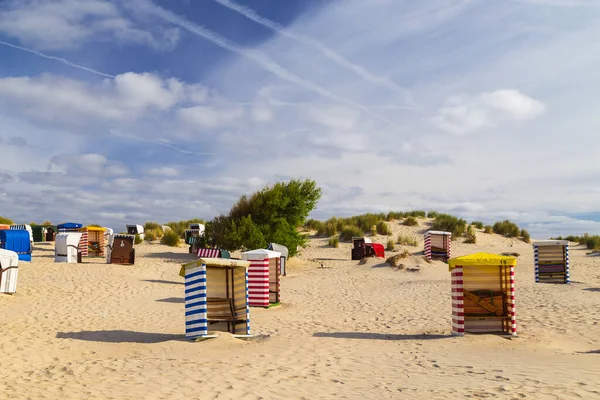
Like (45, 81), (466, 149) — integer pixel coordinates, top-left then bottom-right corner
(313, 332), (450, 341)
(56, 330), (184, 343)
(143, 252), (196, 263)
(577, 350), (600, 354)
(156, 297), (185, 303)
(142, 279), (183, 285)
(583, 288), (600, 292)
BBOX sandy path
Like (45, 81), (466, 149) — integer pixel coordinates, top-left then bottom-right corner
(1, 225), (599, 399)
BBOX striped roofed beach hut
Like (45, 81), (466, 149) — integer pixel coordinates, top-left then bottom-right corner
(197, 248), (221, 258)
(0, 249), (19, 294)
(179, 258), (252, 340)
(424, 231), (452, 262)
(449, 253), (517, 337)
(241, 249), (281, 308)
(533, 240), (570, 284)
(81, 226), (106, 257)
(0, 230), (32, 262)
(55, 233), (83, 263)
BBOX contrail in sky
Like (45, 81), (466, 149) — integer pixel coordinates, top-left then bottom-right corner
(0, 39), (115, 79)
(129, 0), (408, 130)
(110, 129), (215, 155)
(212, 0), (418, 109)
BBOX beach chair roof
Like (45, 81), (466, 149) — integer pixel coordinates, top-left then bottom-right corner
(532, 240), (569, 246)
(427, 230), (452, 235)
(179, 257), (250, 277)
(58, 222), (82, 229)
(448, 252), (517, 270)
(267, 243), (289, 258)
(241, 249), (281, 260)
(83, 226), (106, 232)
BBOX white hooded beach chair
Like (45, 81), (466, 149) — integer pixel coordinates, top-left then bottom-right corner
(55, 233), (83, 263)
(0, 249), (19, 294)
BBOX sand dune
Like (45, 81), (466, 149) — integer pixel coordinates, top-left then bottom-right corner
(1, 219), (599, 399)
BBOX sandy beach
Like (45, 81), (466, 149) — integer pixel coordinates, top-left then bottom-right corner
(1, 220), (599, 399)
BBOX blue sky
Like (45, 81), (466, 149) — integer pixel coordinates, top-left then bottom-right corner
(1, 0), (599, 238)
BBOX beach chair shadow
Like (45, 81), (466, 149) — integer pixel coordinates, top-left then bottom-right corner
(144, 252), (197, 263)
(583, 288), (600, 292)
(56, 330), (185, 343)
(142, 279), (183, 285)
(156, 297), (185, 303)
(313, 332), (450, 341)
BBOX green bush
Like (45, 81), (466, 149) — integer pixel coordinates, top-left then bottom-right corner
(521, 229), (530, 243)
(205, 179), (321, 256)
(340, 226), (364, 241)
(386, 239), (395, 251)
(376, 221), (392, 235)
(397, 234), (418, 246)
(144, 221), (162, 231)
(493, 220), (520, 237)
(328, 237), (339, 248)
(431, 213), (467, 238)
(305, 219), (323, 231)
(0, 216), (13, 225)
(325, 221), (337, 237)
(403, 217), (418, 226)
(427, 211), (439, 218)
(405, 210), (426, 218)
(315, 222), (327, 236)
(483, 225), (493, 234)
(471, 221), (484, 229)
(161, 230), (181, 247)
(586, 236), (600, 250)
(134, 234), (143, 245)
(464, 226), (477, 244)
(370, 226), (377, 236)
(145, 230), (157, 241)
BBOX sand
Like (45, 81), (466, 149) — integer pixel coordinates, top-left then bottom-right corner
(1, 220), (599, 399)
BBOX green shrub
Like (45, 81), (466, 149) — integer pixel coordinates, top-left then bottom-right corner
(464, 226), (477, 244)
(144, 221), (162, 231)
(586, 236), (600, 250)
(315, 222), (327, 236)
(403, 217), (418, 227)
(397, 234), (418, 246)
(405, 210), (426, 218)
(431, 213), (467, 238)
(376, 221), (392, 235)
(325, 221), (337, 237)
(386, 239), (395, 251)
(305, 219), (323, 231)
(427, 211), (439, 218)
(161, 230), (181, 247)
(0, 216), (13, 225)
(145, 230), (157, 241)
(471, 221), (484, 229)
(328, 237), (339, 248)
(340, 226), (364, 241)
(370, 226), (377, 236)
(134, 234), (143, 245)
(521, 229), (530, 243)
(483, 225), (493, 234)
(493, 220), (520, 237)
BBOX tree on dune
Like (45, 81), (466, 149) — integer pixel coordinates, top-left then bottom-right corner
(205, 179), (321, 256)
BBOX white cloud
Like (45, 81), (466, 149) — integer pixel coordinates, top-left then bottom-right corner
(0, 73), (215, 127)
(432, 89), (546, 135)
(0, 0), (180, 51)
(178, 105), (244, 129)
(147, 167), (180, 177)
